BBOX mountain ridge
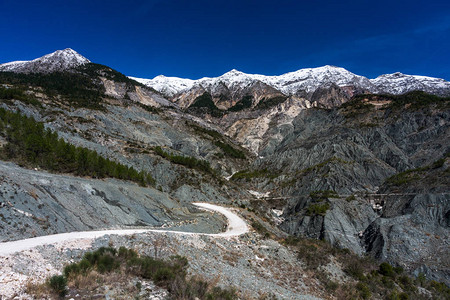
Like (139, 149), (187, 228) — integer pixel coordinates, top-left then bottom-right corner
(132, 65), (450, 98)
(2, 49), (449, 98)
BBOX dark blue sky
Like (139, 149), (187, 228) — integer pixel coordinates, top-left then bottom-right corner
(1, 0), (449, 80)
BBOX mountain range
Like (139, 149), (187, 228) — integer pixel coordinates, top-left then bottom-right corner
(2, 48), (450, 102)
(0, 48), (449, 299)
(131, 66), (450, 99)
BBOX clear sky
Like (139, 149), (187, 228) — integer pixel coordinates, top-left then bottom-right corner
(0, 0), (449, 80)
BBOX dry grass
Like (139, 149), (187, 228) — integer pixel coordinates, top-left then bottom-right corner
(25, 279), (50, 298)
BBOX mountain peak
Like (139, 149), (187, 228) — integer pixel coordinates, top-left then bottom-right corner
(0, 48), (90, 74)
(221, 69), (246, 77)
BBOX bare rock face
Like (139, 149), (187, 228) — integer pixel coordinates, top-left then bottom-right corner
(271, 104), (450, 284)
(0, 161), (225, 242)
(363, 193), (450, 285)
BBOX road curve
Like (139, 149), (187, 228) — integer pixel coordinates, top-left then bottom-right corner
(0, 203), (248, 256)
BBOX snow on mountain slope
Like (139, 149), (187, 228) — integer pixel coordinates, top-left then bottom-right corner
(254, 65), (373, 95)
(131, 66), (371, 97)
(130, 75), (195, 97)
(0, 48), (90, 73)
(131, 66), (450, 98)
(370, 72), (450, 96)
(2, 48), (448, 97)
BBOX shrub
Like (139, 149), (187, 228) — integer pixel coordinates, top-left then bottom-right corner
(78, 259), (92, 274)
(381, 275), (395, 289)
(345, 194), (356, 202)
(344, 261), (365, 280)
(325, 280), (339, 292)
(306, 202), (330, 216)
(356, 282), (371, 299)
(63, 263), (80, 278)
(251, 221), (270, 238)
(379, 262), (395, 277)
(283, 236), (300, 246)
(153, 267), (176, 284)
(40, 247), (239, 299)
(296, 240), (331, 270)
(96, 254), (119, 273)
(48, 275), (67, 297)
(206, 286), (238, 300)
(118, 246), (138, 259)
(398, 292), (409, 300)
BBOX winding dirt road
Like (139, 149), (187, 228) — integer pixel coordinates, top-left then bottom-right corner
(0, 203), (248, 256)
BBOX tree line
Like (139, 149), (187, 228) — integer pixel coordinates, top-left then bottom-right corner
(0, 107), (155, 186)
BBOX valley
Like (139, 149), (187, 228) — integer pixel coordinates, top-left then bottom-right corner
(0, 49), (449, 299)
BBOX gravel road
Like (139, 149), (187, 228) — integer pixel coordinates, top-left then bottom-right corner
(0, 202), (248, 256)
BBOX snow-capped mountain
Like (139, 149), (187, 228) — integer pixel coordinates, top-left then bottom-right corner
(0, 48), (90, 73)
(370, 72), (450, 96)
(253, 65), (373, 95)
(131, 66), (369, 97)
(1, 48), (449, 99)
(131, 66), (450, 99)
(130, 75), (195, 97)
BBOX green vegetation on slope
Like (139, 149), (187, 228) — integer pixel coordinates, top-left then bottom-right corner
(0, 62), (150, 109)
(309, 190), (339, 200)
(190, 124), (246, 159)
(388, 91), (450, 110)
(191, 124), (223, 140)
(303, 190), (337, 216)
(214, 141), (246, 159)
(0, 107), (155, 186)
(230, 168), (279, 181)
(385, 153), (449, 188)
(0, 86), (42, 107)
(342, 91), (450, 118)
(255, 96), (287, 110)
(0, 71), (105, 109)
(188, 92), (223, 117)
(31, 247), (237, 299)
(228, 95), (253, 111)
(280, 157), (352, 188)
(77, 63), (145, 87)
(153, 146), (214, 174)
(283, 237), (450, 300)
(306, 202), (330, 216)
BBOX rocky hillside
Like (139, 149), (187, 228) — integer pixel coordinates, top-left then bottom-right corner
(1, 49), (449, 296)
(235, 93), (450, 284)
